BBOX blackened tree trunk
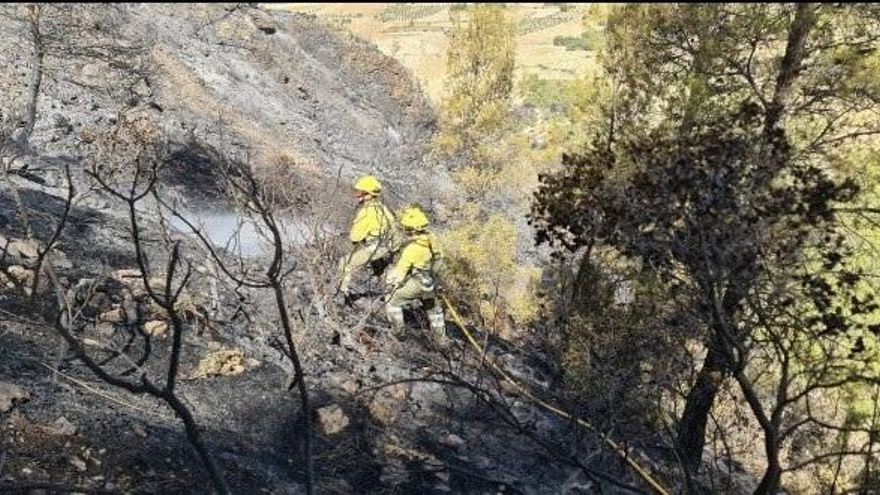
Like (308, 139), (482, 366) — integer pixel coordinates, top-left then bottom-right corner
(676, 333), (728, 473)
(753, 408), (782, 494)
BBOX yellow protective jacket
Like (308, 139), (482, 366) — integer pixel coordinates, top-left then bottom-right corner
(349, 198), (396, 244)
(385, 233), (443, 288)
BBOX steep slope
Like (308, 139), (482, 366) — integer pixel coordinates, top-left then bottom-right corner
(0, 3), (440, 206)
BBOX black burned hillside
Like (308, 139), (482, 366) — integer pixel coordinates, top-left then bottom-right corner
(0, 3), (439, 207)
(0, 3), (627, 495)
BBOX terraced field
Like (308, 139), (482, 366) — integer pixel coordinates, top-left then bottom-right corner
(264, 3), (606, 102)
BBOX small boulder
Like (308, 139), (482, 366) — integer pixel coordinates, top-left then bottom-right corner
(0, 382), (29, 413)
(251, 10), (278, 35)
(69, 455), (88, 473)
(98, 308), (125, 323)
(132, 79), (152, 98)
(439, 433), (465, 450)
(47, 416), (77, 436)
(187, 349), (247, 380)
(368, 397), (395, 425)
(147, 277), (168, 293)
(340, 380), (359, 395)
(314, 404), (350, 436)
(9, 265), (34, 283)
(368, 389), (404, 426)
(8, 239), (40, 259)
(143, 320), (168, 338)
(7, 265), (33, 285)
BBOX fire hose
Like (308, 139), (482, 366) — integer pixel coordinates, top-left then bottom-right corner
(440, 295), (671, 495)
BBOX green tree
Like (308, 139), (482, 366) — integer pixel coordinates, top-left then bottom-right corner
(432, 5), (545, 333)
(533, 3), (880, 491)
(434, 4), (515, 169)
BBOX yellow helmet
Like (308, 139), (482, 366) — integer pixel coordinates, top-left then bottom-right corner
(400, 206), (429, 231)
(354, 175), (382, 195)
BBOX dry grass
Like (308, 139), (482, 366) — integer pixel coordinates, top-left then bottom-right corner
(264, 3), (604, 102)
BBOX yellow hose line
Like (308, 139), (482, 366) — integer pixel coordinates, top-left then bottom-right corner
(441, 296), (671, 495)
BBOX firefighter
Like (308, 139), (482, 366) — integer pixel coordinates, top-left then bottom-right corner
(337, 175), (399, 303)
(384, 205), (447, 346)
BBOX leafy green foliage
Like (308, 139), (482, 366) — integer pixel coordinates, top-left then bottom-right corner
(428, 3), (880, 488)
(518, 74), (581, 113)
(530, 3), (880, 490)
(556, 257), (697, 423)
(532, 86), (877, 492)
(431, 5), (546, 332)
(552, 29), (604, 51)
(434, 4), (515, 168)
(533, 102), (859, 290)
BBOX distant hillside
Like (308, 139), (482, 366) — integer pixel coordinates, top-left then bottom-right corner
(264, 3), (606, 102)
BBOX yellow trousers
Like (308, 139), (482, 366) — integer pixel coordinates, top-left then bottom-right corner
(385, 275), (445, 339)
(338, 241), (391, 294)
